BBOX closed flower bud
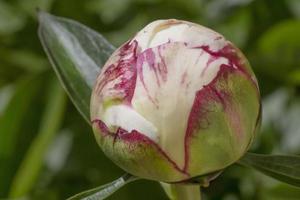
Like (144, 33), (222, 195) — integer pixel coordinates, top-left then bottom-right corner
(90, 19), (261, 182)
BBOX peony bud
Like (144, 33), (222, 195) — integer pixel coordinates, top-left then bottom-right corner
(90, 19), (261, 182)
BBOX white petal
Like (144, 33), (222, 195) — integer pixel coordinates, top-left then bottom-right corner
(131, 42), (229, 168)
(133, 19), (226, 51)
(102, 105), (158, 142)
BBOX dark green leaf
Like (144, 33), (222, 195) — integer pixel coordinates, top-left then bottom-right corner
(238, 152), (300, 187)
(38, 11), (115, 123)
(263, 184), (300, 200)
(0, 77), (39, 158)
(217, 9), (251, 48)
(9, 79), (66, 198)
(254, 20), (300, 81)
(0, 76), (41, 196)
(0, 1), (26, 34)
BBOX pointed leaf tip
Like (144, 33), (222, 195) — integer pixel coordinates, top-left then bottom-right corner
(38, 12), (115, 123)
(37, 10), (49, 24)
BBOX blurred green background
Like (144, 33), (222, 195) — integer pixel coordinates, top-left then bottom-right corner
(1, 0), (300, 199)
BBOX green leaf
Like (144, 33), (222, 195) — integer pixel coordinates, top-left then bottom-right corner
(217, 9), (251, 48)
(0, 77), (39, 158)
(86, 0), (131, 23)
(38, 11), (115, 123)
(0, 49), (48, 72)
(238, 152), (300, 187)
(0, 1), (26, 35)
(263, 184), (300, 200)
(0, 76), (41, 196)
(9, 79), (67, 198)
(67, 174), (139, 200)
(254, 20), (300, 81)
(288, 69), (300, 85)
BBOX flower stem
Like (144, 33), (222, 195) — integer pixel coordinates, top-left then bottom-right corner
(161, 183), (201, 200)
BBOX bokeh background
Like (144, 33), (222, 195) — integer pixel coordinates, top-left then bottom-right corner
(1, 0), (300, 199)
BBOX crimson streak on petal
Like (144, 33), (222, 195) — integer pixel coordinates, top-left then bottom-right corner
(181, 44), (259, 172)
(183, 62), (246, 172)
(92, 119), (190, 176)
(94, 40), (138, 105)
(193, 44), (256, 85)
